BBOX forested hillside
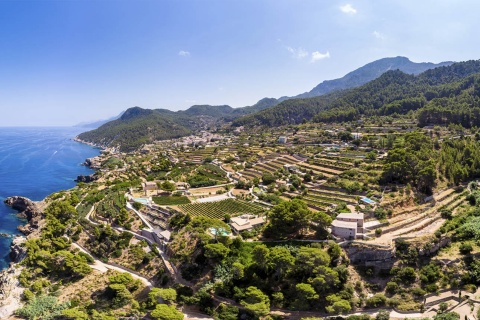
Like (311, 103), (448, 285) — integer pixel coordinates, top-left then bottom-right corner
(233, 60), (480, 127)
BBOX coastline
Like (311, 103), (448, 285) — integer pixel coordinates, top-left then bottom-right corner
(0, 129), (103, 318)
(0, 236), (26, 319)
(0, 197), (47, 318)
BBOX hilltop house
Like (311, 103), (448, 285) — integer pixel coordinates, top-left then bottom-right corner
(330, 212), (364, 240)
(230, 215), (266, 234)
(142, 181), (157, 195)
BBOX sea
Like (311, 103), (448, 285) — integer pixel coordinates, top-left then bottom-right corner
(0, 127), (100, 270)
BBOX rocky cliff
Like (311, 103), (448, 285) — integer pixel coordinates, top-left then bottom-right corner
(0, 237), (26, 318)
(343, 242), (396, 270)
(4, 196), (43, 235)
(75, 174), (98, 183)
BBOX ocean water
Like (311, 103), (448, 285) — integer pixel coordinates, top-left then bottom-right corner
(0, 127), (100, 270)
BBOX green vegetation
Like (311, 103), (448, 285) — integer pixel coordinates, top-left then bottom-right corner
(234, 60), (480, 127)
(179, 199), (265, 219)
(152, 195), (191, 205)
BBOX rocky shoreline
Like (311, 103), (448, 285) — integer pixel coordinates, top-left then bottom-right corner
(0, 235), (27, 318)
(4, 196), (44, 235)
(0, 196), (46, 318)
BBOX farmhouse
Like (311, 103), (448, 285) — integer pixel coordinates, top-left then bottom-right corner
(230, 215), (266, 234)
(278, 136), (287, 144)
(142, 181), (157, 195)
(331, 212), (364, 240)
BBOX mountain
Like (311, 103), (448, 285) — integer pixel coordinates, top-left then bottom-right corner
(76, 105), (238, 151)
(75, 111), (125, 129)
(77, 57), (463, 152)
(247, 57), (454, 109)
(233, 59), (480, 128)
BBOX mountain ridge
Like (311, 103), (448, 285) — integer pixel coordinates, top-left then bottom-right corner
(77, 56), (460, 151)
(246, 56), (454, 110)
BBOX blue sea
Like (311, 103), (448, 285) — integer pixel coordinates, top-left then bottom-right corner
(0, 127), (100, 270)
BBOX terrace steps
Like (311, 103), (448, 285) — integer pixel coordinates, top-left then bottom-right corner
(379, 190), (460, 236)
(298, 162), (342, 175)
(308, 189), (358, 201)
(254, 163), (277, 173)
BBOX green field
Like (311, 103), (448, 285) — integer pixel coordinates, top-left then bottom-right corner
(179, 199), (266, 219)
(152, 195), (191, 205)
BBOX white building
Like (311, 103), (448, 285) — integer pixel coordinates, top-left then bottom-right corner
(331, 220), (358, 239)
(230, 215), (266, 234)
(351, 132), (362, 139)
(331, 212), (364, 240)
(278, 136), (287, 144)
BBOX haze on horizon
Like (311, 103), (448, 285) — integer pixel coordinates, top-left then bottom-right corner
(1, 0), (479, 127)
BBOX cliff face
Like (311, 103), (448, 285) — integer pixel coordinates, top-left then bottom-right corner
(344, 243), (396, 270)
(4, 196), (43, 235)
(0, 237), (26, 317)
(75, 174), (98, 183)
(9, 236), (27, 263)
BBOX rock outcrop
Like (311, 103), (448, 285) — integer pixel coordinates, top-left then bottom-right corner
(0, 237), (26, 318)
(344, 242), (396, 270)
(9, 236), (27, 263)
(4, 196), (42, 235)
(84, 157), (102, 169)
(75, 174), (98, 183)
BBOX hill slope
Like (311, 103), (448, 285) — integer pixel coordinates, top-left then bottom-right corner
(247, 57), (453, 109)
(233, 59), (480, 127)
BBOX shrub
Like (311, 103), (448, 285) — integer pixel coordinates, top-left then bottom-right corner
(365, 294), (387, 308)
(459, 243), (473, 255)
(385, 281), (399, 294)
(376, 310), (390, 320)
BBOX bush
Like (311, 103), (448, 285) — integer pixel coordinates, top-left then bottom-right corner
(365, 294), (387, 308)
(385, 282), (399, 294)
(411, 287), (426, 298)
(459, 243), (473, 254)
(376, 310), (390, 320)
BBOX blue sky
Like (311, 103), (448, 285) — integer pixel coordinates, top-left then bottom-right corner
(1, 0), (480, 126)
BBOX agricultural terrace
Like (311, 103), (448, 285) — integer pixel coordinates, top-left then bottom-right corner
(178, 198), (266, 219)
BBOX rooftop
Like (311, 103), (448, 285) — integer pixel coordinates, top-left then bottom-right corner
(331, 220), (358, 229)
(336, 212), (364, 220)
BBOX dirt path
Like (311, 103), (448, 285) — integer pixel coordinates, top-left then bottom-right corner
(72, 243), (153, 288)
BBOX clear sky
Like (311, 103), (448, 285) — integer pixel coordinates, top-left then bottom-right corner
(1, 0), (480, 126)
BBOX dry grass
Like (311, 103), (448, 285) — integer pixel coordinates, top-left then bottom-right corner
(58, 270), (111, 304)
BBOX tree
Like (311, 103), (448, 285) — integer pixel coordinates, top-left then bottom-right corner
(266, 199), (314, 238)
(459, 243), (473, 255)
(325, 299), (352, 314)
(328, 243), (342, 261)
(149, 288), (177, 305)
(215, 303), (238, 320)
(240, 286), (270, 317)
(268, 246), (295, 278)
(433, 312), (460, 320)
(204, 243), (230, 261)
(252, 244), (270, 270)
(292, 283), (319, 310)
(365, 294), (387, 308)
(160, 181), (176, 192)
(150, 304), (184, 320)
(262, 173), (276, 185)
(376, 310), (390, 320)
(108, 283), (132, 308)
(232, 262), (245, 280)
(294, 246), (330, 278)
